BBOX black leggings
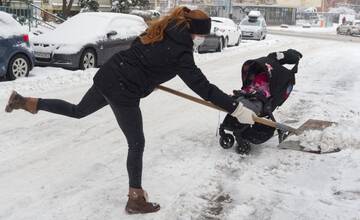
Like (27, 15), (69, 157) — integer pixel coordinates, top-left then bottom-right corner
(37, 85), (144, 188)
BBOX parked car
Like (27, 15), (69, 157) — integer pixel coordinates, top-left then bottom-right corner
(32, 12), (147, 70)
(198, 17), (242, 53)
(337, 21), (353, 35)
(130, 9), (160, 22)
(350, 20), (360, 36)
(239, 11), (267, 40)
(0, 11), (35, 80)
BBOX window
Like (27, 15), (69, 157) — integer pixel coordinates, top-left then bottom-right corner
(107, 18), (147, 39)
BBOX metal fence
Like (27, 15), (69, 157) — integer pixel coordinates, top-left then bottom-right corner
(0, 1), (65, 31)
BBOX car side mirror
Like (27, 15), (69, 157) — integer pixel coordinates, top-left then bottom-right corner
(107, 30), (117, 38)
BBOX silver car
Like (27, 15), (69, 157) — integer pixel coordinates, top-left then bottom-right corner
(337, 21), (353, 35)
(239, 17), (267, 41)
(350, 20), (360, 36)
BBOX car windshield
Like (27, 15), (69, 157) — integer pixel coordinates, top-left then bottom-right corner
(212, 19), (224, 23)
(241, 19), (261, 26)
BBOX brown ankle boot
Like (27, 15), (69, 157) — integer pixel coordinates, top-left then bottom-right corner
(5, 91), (38, 114)
(125, 188), (160, 214)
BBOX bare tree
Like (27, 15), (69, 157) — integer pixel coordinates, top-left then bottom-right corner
(62, 0), (75, 18)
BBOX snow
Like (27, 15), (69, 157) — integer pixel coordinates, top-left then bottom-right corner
(268, 25), (338, 35)
(1, 35), (360, 219)
(285, 120), (360, 153)
(0, 11), (27, 38)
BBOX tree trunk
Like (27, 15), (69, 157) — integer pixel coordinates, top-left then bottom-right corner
(62, 0), (66, 16)
(62, 0), (75, 18)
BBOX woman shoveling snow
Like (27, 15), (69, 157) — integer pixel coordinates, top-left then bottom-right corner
(4, 7), (256, 214)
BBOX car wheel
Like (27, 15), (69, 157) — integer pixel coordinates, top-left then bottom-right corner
(224, 37), (229, 48)
(80, 48), (96, 70)
(7, 54), (30, 80)
(346, 30), (351, 35)
(216, 38), (223, 52)
(235, 36), (241, 46)
(263, 34), (266, 40)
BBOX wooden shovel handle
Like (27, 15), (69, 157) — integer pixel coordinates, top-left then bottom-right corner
(157, 85), (226, 112)
(253, 116), (298, 134)
(157, 85), (298, 133)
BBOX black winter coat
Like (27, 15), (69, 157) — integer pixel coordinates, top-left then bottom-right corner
(93, 21), (238, 113)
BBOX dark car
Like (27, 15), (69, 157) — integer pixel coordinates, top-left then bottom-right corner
(0, 11), (35, 80)
(197, 35), (223, 53)
(32, 12), (147, 70)
(198, 17), (242, 53)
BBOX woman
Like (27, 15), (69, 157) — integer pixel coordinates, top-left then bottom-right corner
(5, 7), (255, 214)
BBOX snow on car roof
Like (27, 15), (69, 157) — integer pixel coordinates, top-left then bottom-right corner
(35, 12), (145, 43)
(0, 11), (26, 38)
(248, 10), (261, 17)
(78, 12), (144, 22)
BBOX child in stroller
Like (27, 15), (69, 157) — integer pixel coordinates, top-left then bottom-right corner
(219, 49), (303, 154)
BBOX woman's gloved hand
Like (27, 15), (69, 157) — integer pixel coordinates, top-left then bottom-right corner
(231, 102), (256, 125)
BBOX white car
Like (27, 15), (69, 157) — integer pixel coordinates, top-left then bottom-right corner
(32, 12), (147, 69)
(211, 17), (242, 48)
(240, 11), (267, 40)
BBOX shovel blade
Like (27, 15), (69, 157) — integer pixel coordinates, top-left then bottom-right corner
(278, 119), (335, 152)
(296, 119), (335, 134)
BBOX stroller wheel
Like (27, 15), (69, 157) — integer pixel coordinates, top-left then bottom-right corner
(235, 139), (251, 155)
(219, 134), (235, 149)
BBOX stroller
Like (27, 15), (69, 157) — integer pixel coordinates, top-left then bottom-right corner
(219, 49), (303, 154)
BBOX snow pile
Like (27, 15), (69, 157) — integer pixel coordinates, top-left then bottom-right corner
(0, 67), (97, 99)
(268, 25), (337, 35)
(0, 11), (27, 38)
(286, 119), (360, 153)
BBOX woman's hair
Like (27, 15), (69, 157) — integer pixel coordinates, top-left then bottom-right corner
(140, 6), (209, 45)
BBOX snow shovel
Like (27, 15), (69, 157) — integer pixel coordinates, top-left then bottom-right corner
(157, 85), (334, 136)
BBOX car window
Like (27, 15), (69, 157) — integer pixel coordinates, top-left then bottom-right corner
(107, 18), (147, 39)
(212, 19), (224, 24)
(241, 19), (261, 26)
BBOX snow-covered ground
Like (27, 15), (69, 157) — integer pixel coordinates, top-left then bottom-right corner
(268, 25), (338, 35)
(1, 35), (360, 220)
